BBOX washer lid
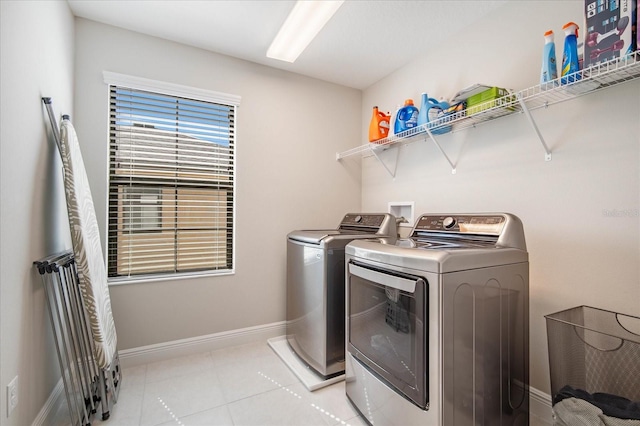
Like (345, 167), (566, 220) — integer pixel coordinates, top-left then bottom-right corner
(287, 230), (340, 245)
(288, 229), (386, 245)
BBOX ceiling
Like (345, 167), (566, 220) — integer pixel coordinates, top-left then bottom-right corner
(67, 0), (509, 90)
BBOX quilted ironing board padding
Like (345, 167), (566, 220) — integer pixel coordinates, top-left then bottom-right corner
(60, 119), (117, 369)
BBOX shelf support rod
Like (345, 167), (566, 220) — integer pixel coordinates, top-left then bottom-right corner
(423, 127), (457, 174)
(369, 145), (399, 178)
(517, 92), (552, 161)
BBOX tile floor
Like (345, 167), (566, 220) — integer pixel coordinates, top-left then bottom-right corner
(54, 340), (553, 426)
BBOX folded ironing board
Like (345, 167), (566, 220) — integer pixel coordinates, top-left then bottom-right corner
(58, 117), (118, 369)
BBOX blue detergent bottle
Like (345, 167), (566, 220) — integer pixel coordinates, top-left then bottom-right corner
(417, 93), (451, 135)
(540, 30), (558, 85)
(417, 93), (430, 128)
(561, 22), (581, 85)
(394, 99), (419, 134)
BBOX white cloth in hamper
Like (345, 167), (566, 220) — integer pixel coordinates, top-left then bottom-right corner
(60, 118), (117, 369)
(554, 398), (640, 426)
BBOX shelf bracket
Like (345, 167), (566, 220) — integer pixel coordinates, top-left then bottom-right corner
(423, 127), (457, 174)
(517, 92), (552, 161)
(369, 145), (400, 178)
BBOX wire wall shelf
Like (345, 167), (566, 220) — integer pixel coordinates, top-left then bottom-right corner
(337, 51), (640, 176)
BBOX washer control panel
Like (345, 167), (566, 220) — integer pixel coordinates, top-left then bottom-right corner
(341, 214), (385, 228)
(414, 214), (506, 235)
(337, 213), (397, 239)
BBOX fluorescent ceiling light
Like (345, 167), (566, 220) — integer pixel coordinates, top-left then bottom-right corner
(267, 0), (344, 63)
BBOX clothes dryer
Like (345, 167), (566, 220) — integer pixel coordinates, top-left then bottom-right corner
(345, 213), (529, 425)
(287, 213), (396, 378)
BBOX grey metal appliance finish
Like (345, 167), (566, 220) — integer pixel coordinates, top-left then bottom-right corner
(286, 213), (397, 378)
(345, 213), (529, 426)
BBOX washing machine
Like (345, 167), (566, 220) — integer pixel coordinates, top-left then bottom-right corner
(286, 213), (397, 379)
(345, 213), (529, 425)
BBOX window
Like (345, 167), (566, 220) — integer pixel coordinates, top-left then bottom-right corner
(123, 187), (162, 233)
(104, 73), (240, 281)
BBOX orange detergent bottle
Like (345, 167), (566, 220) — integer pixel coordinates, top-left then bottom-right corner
(368, 106), (390, 142)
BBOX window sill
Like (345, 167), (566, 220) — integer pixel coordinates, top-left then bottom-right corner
(107, 269), (235, 286)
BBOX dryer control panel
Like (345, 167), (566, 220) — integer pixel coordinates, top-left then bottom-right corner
(413, 214), (506, 235)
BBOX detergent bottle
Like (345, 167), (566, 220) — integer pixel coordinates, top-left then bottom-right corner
(540, 30), (558, 85)
(417, 93), (451, 135)
(561, 22), (581, 85)
(394, 99), (419, 134)
(368, 106), (390, 142)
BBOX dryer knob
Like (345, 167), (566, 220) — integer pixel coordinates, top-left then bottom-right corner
(355, 215), (363, 223)
(443, 216), (456, 229)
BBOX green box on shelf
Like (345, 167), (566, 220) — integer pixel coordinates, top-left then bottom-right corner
(466, 86), (516, 115)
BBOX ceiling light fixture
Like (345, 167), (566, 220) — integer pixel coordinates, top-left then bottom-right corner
(267, 0), (344, 63)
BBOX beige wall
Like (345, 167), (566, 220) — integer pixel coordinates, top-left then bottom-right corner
(360, 1), (640, 396)
(0, 1), (75, 424)
(73, 18), (363, 350)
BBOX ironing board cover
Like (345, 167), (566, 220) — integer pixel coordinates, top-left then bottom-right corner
(60, 119), (117, 369)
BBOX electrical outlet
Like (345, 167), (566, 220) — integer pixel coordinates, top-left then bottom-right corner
(6, 376), (18, 417)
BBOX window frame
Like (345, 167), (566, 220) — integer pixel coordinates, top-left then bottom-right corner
(103, 72), (240, 285)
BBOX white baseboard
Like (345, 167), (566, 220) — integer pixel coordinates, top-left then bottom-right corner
(32, 378), (64, 426)
(530, 386), (553, 423)
(118, 320), (286, 368)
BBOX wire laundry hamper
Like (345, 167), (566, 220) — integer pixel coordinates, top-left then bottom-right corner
(545, 306), (640, 425)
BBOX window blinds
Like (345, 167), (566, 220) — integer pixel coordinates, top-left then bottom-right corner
(107, 84), (236, 279)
